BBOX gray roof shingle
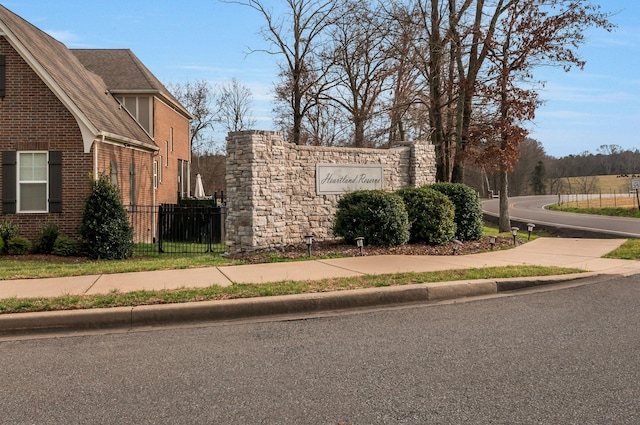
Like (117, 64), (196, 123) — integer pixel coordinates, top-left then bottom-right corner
(72, 49), (191, 119)
(0, 5), (161, 148)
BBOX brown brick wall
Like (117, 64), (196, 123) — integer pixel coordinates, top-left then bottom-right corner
(0, 37), (92, 242)
(153, 98), (191, 204)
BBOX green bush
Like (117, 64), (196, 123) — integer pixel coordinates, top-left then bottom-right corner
(333, 190), (409, 246)
(35, 222), (59, 254)
(52, 235), (78, 256)
(0, 236), (4, 254)
(80, 174), (134, 260)
(0, 220), (19, 252)
(7, 236), (32, 255)
(430, 182), (484, 241)
(396, 187), (456, 245)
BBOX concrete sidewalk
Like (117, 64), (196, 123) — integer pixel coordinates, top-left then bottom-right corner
(1, 238), (639, 334)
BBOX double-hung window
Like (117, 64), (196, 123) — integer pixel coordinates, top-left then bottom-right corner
(18, 151), (48, 212)
(2, 150), (62, 214)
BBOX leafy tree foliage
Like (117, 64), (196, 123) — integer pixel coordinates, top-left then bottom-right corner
(80, 174), (134, 260)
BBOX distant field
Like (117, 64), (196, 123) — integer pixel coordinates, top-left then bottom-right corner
(560, 196), (638, 209)
(550, 174), (640, 208)
(556, 174), (635, 195)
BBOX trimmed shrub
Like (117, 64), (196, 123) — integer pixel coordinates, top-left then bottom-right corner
(0, 220), (19, 252)
(80, 174), (134, 260)
(35, 222), (59, 254)
(333, 190), (410, 246)
(52, 235), (78, 256)
(396, 187), (456, 245)
(430, 182), (483, 241)
(0, 236), (4, 254)
(7, 236), (32, 255)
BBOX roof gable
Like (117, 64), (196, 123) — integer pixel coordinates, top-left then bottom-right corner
(0, 5), (156, 152)
(72, 49), (191, 119)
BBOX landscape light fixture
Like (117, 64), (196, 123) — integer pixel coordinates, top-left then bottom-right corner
(489, 235), (497, 250)
(304, 234), (314, 257)
(511, 227), (519, 246)
(452, 239), (463, 255)
(527, 223), (536, 240)
(355, 237), (365, 256)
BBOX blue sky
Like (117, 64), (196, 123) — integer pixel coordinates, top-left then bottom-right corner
(4, 0), (639, 158)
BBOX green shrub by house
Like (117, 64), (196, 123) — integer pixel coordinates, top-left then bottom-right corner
(35, 222), (59, 254)
(333, 190), (410, 246)
(52, 235), (78, 256)
(396, 187), (456, 245)
(430, 182), (483, 241)
(80, 174), (134, 260)
(0, 236), (4, 254)
(7, 236), (32, 255)
(0, 220), (19, 253)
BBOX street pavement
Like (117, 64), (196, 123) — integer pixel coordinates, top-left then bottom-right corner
(1, 238), (639, 334)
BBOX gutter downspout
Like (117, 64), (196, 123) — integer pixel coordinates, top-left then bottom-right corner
(93, 135), (104, 180)
(152, 151), (158, 243)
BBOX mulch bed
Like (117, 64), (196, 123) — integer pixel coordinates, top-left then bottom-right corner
(225, 236), (515, 264)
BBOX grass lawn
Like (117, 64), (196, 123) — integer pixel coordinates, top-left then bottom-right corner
(0, 265), (582, 314)
(0, 223), (630, 314)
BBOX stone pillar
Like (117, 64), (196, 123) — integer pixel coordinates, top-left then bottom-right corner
(410, 140), (437, 187)
(225, 130), (287, 252)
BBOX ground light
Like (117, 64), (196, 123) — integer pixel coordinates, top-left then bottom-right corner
(452, 239), (463, 255)
(355, 237), (364, 256)
(527, 223), (536, 240)
(511, 227), (519, 245)
(489, 235), (497, 250)
(304, 234), (313, 257)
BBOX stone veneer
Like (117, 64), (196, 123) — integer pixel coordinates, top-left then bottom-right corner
(225, 130), (436, 251)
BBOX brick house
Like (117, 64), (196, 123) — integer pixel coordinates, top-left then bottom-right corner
(0, 5), (192, 243)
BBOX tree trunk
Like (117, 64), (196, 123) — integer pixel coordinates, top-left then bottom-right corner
(498, 169), (511, 232)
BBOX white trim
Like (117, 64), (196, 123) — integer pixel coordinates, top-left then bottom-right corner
(17, 151), (49, 213)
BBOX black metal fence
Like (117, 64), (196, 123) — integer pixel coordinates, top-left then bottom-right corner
(126, 204), (227, 256)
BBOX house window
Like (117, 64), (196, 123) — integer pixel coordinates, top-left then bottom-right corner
(110, 160), (118, 188)
(18, 151), (48, 212)
(129, 162), (136, 207)
(153, 160), (158, 189)
(178, 159), (189, 199)
(119, 96), (153, 137)
(2, 150), (61, 214)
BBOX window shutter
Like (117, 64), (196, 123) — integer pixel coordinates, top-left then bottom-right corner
(129, 162), (136, 207)
(49, 151), (62, 213)
(0, 55), (5, 98)
(2, 151), (16, 213)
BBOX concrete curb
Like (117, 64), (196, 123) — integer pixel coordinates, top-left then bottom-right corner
(0, 272), (600, 335)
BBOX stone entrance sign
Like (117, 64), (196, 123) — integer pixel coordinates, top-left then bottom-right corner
(226, 131), (436, 251)
(316, 164), (384, 194)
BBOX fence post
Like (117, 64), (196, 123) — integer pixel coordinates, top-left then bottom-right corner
(158, 204), (165, 253)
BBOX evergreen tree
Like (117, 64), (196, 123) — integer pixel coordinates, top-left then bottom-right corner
(80, 174), (134, 259)
(530, 161), (547, 195)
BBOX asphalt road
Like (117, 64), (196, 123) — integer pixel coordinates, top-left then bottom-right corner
(483, 195), (640, 238)
(2, 276), (640, 424)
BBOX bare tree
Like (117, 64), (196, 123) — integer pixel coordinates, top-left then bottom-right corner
(216, 78), (256, 132)
(229, 0), (339, 145)
(324, 0), (391, 148)
(167, 80), (217, 154)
